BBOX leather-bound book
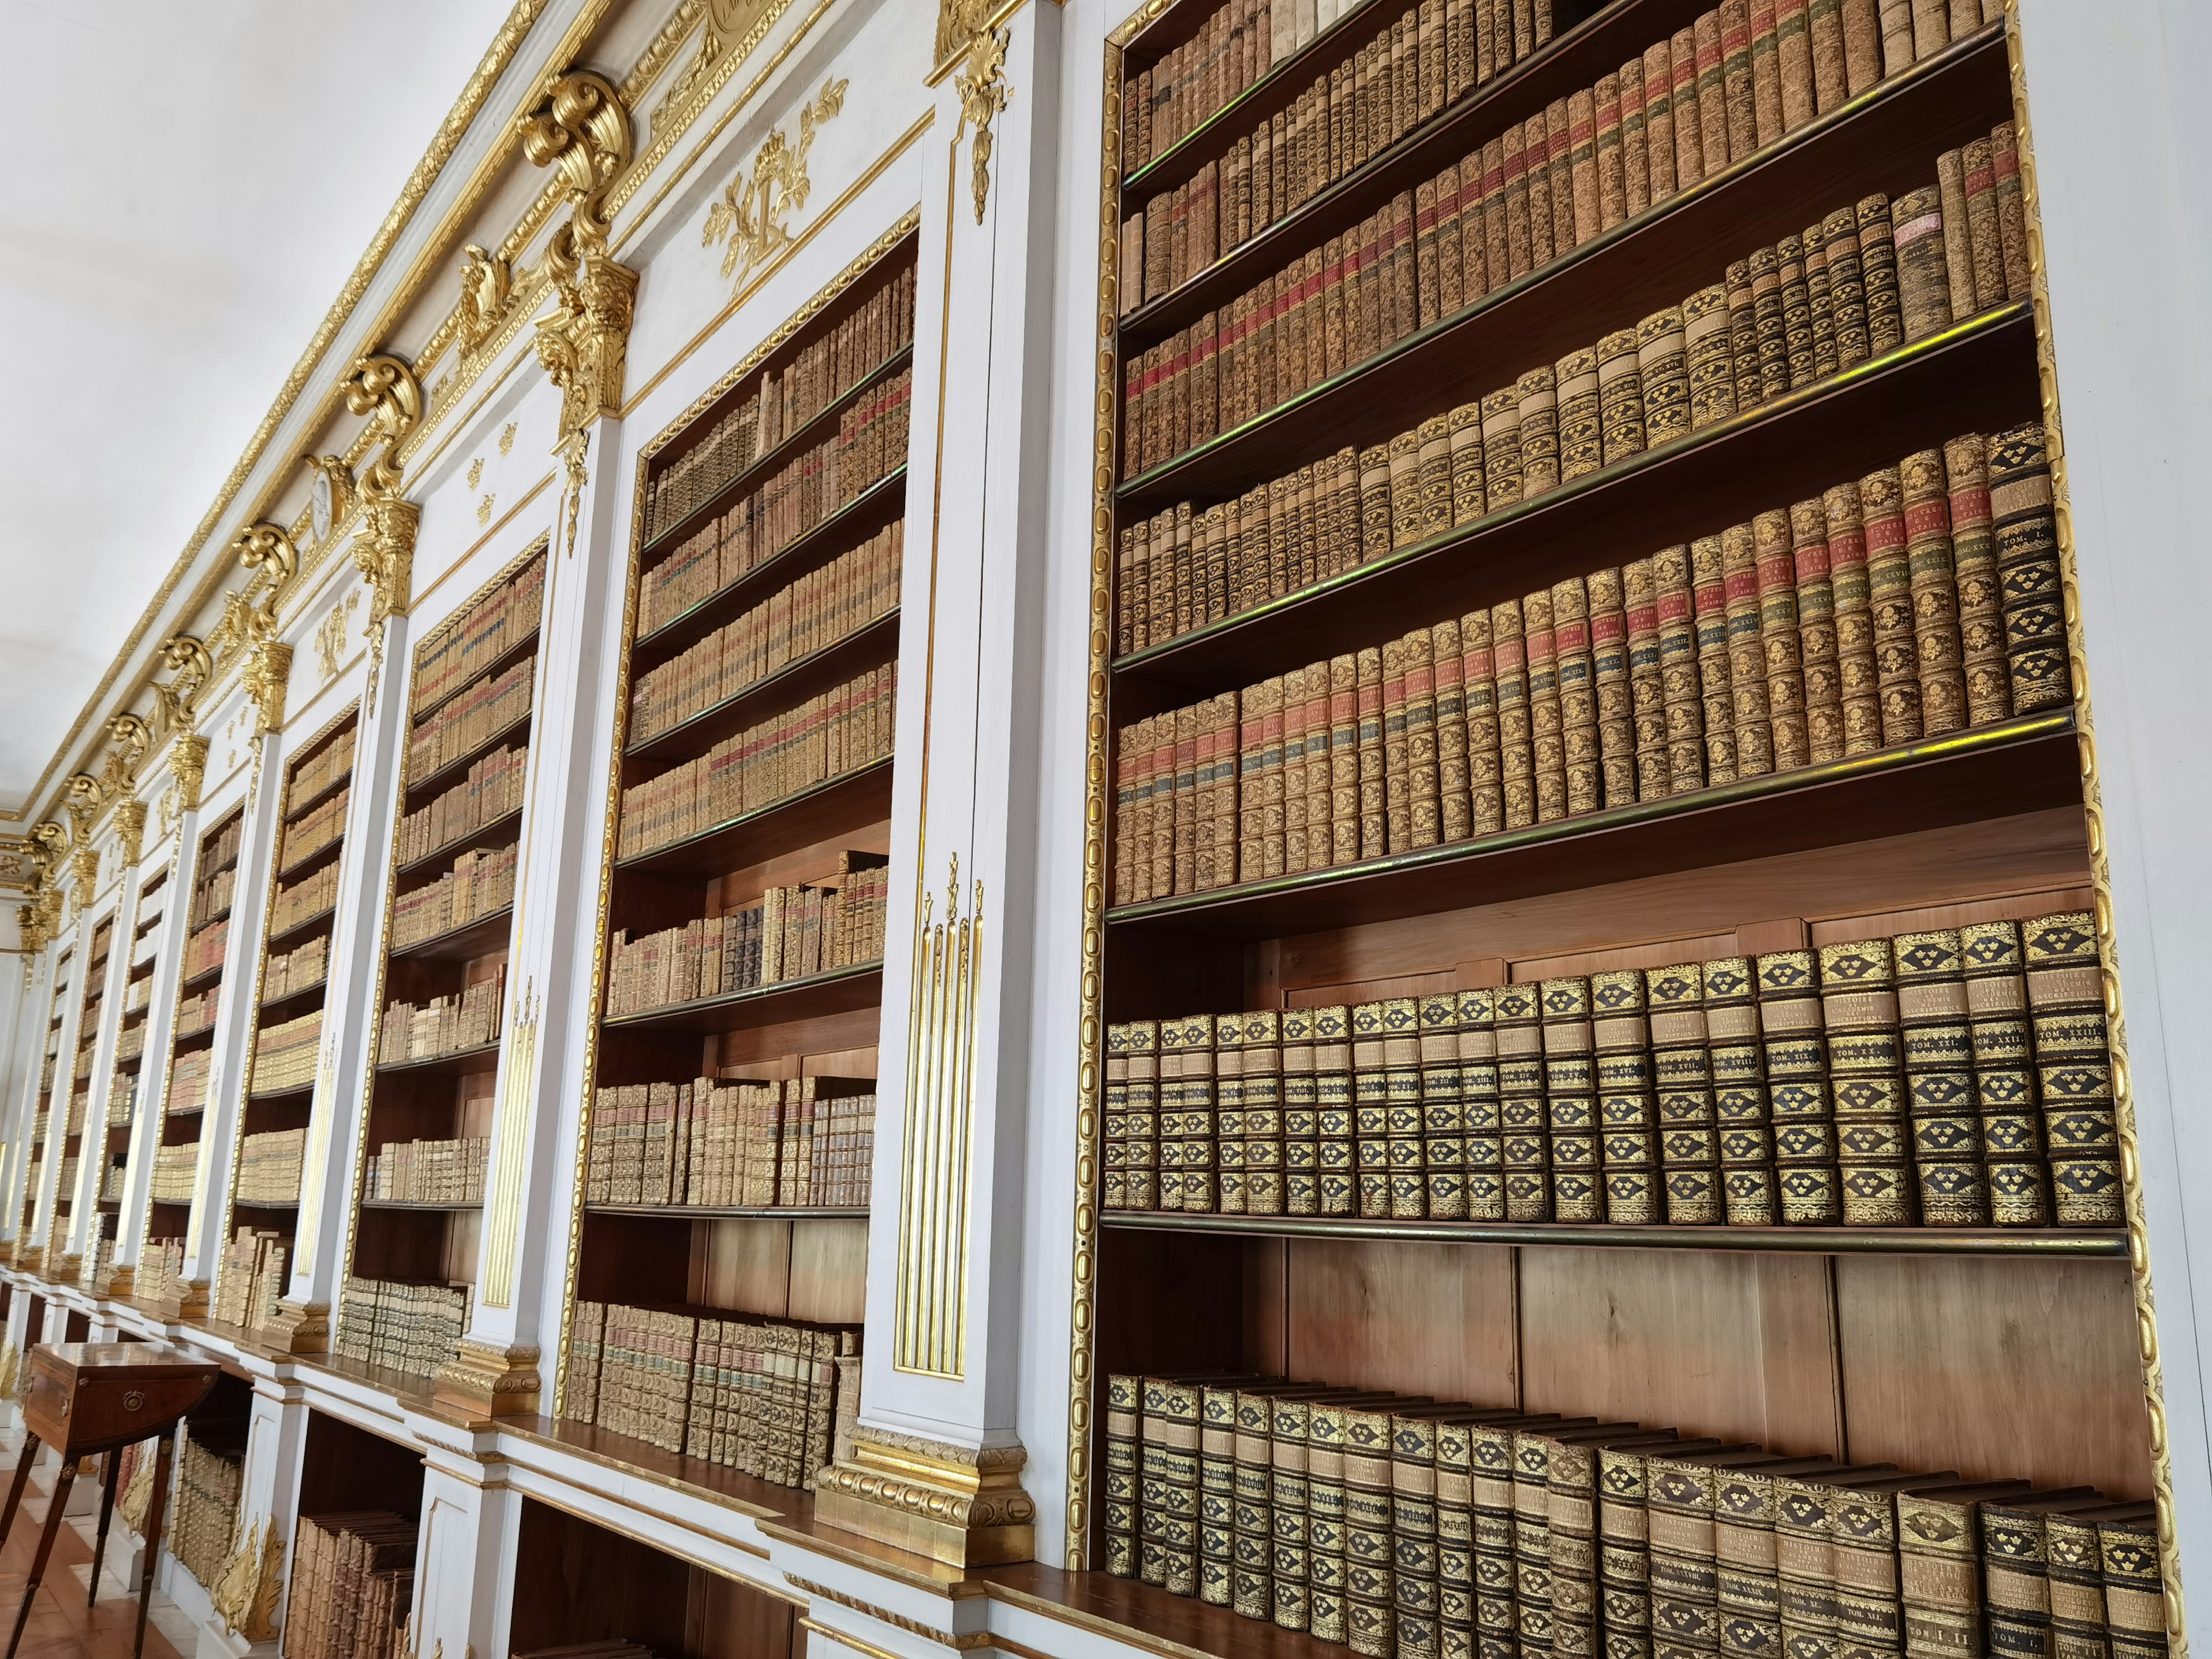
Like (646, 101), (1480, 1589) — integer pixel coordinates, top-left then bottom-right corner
(1625, 556), (1672, 801)
(1857, 193), (1906, 354)
(2047, 1502), (2156, 1659)
(1354, 1000), (1395, 1219)
(1125, 1020), (1161, 1213)
(1639, 306), (1693, 449)
(1943, 433), (2013, 726)
(1589, 567), (1641, 808)
(1202, 1382), (1245, 1605)
(1860, 464), (1925, 745)
(1463, 987), (1508, 1221)
(1349, 1408), (1406, 1657)
(1543, 976), (1603, 1222)
(1384, 996), (1429, 1218)
(1722, 522), (1777, 777)
(1283, 1005), (1322, 1216)
(1804, 220), (1838, 379)
(1690, 537), (1740, 785)
(1498, 982), (1551, 1221)
(1778, 233), (1816, 392)
(1423, 993), (1471, 1218)
(1895, 929), (1990, 1225)
(1495, 598), (1538, 828)
(1686, 285), (1738, 431)
(1900, 448), (1969, 735)
(1648, 961), (1722, 1225)
(1990, 123), (2032, 302)
(1559, 348), (1605, 484)
(1936, 149), (1981, 324)
(1979, 1490), (2116, 1659)
(1756, 508), (1810, 771)
(1556, 576), (1603, 815)
(2023, 911), (2123, 1226)
(1106, 1374), (1144, 1575)
(1759, 950), (1840, 1223)
(1959, 919), (2048, 1226)
(1819, 937), (1915, 1226)
(1987, 422), (2071, 712)
(1655, 543), (1707, 796)
(1316, 1003), (1358, 1217)
(1594, 968), (1661, 1224)
(1791, 498), (1844, 763)
(1464, 608), (1506, 835)
(1896, 1479), (2045, 1659)
(2096, 1509), (2168, 1659)
(1245, 1007), (1286, 1217)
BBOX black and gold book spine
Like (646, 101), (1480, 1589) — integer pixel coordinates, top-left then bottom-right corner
(1543, 976), (1603, 1224)
(1759, 952), (1840, 1225)
(1160, 1378), (1205, 1594)
(1713, 1463), (1798, 1659)
(1349, 1408), (1403, 1657)
(1312, 1402), (1356, 1644)
(1594, 969), (1660, 1225)
(1514, 1430), (1559, 1659)
(1819, 938), (1915, 1226)
(1979, 1494), (2114, 1659)
(1651, 1455), (1728, 1659)
(1234, 1388), (1282, 1620)
(1462, 988), (1506, 1221)
(1272, 1396), (1317, 1631)
(1156, 1015), (1189, 1214)
(1200, 1383), (1243, 1605)
(1423, 993), (1471, 1219)
(1396, 1413), (1447, 1659)
(1317, 1004), (1358, 1218)
(1387, 996), (1430, 1218)
(1895, 1480), (2037, 1659)
(2097, 1509), (2168, 1659)
(1649, 962), (1721, 1226)
(1895, 930), (1988, 1225)
(1476, 1423), (1527, 1659)
(1549, 1440), (1603, 1659)
(1106, 1374), (1142, 1578)
(1125, 1020), (1160, 1212)
(1442, 1422), (1480, 1659)
(1704, 959), (1776, 1226)
(1354, 1000), (1395, 1219)
(2046, 1508), (2121, 1659)
(2023, 911), (2123, 1226)
(1210, 1014), (1241, 1217)
(1987, 423), (2070, 714)
(1283, 1005), (1322, 1217)
(1245, 1007), (1286, 1217)
(1184, 1013), (1224, 1213)
(1601, 1445), (1658, 1659)
(1773, 1474), (1837, 1659)
(1104, 1023), (1131, 1212)
(1960, 919), (2048, 1225)
(1828, 1475), (1912, 1659)
(1139, 1376), (1177, 1588)
(1498, 983), (1551, 1222)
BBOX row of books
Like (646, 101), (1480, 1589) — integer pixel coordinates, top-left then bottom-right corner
(175, 984), (220, 1039)
(615, 664), (897, 859)
(628, 520), (903, 744)
(641, 266), (916, 541)
(395, 742), (528, 866)
(1126, 128), (2018, 486)
(363, 1135), (488, 1204)
(166, 1048), (212, 1117)
(211, 1226), (287, 1330)
(263, 935), (328, 1004)
(1102, 1371), (2165, 1659)
(585, 1076), (876, 1210)
(336, 1275), (473, 1379)
(193, 815), (244, 891)
(55, 1155), (78, 1203)
(377, 968), (505, 1065)
(142, 1236), (185, 1291)
(188, 863), (236, 930)
(107, 1071), (135, 1127)
(270, 858), (342, 938)
(100, 1154), (125, 1203)
(1102, 911), (2119, 1228)
(638, 387), (910, 641)
(183, 917), (228, 982)
(150, 1143), (200, 1204)
(85, 1235), (114, 1290)
(282, 1513), (418, 1659)
(125, 974), (152, 1014)
(391, 843), (516, 949)
(280, 785), (349, 873)
(1124, 0), (1558, 218)
(411, 554), (546, 715)
(171, 1431), (244, 1597)
(113, 1022), (145, 1063)
(252, 1008), (323, 1094)
(603, 854), (891, 1016)
(1113, 422), (2065, 901)
(287, 725), (357, 816)
(406, 654), (532, 783)
(235, 1127), (308, 1204)
(563, 1301), (858, 1489)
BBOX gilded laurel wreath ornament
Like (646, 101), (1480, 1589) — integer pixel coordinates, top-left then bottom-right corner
(702, 78), (847, 288)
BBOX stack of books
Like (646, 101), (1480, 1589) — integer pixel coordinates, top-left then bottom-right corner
(171, 1431), (244, 1596)
(1103, 1370), (2165, 1659)
(165, 1048), (213, 1116)
(288, 726), (358, 806)
(586, 1076), (874, 1210)
(337, 1276), (473, 1379)
(183, 917), (229, 981)
(1115, 421), (2065, 900)
(407, 654), (533, 778)
(563, 1302), (858, 1489)
(615, 665), (897, 858)
(262, 935), (329, 1001)
(1103, 911), (2120, 1228)
(283, 1513), (418, 1659)
(151, 1145), (199, 1205)
(280, 786), (350, 870)
(189, 863), (236, 929)
(391, 843), (517, 948)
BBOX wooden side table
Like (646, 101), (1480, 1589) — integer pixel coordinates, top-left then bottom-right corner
(0, 1343), (218, 1659)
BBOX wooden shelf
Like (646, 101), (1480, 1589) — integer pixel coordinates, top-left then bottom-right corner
(1118, 304), (2037, 698)
(502, 1414), (813, 1524)
(979, 1563), (1343, 1659)
(396, 805), (524, 878)
(408, 624), (541, 732)
(626, 609), (901, 764)
(406, 708), (535, 805)
(247, 1081), (316, 1105)
(641, 344), (916, 564)
(1101, 1210), (2128, 1259)
(1110, 709), (2078, 942)
(359, 1199), (483, 1212)
(259, 978), (330, 1020)
(632, 467), (908, 667)
(232, 1197), (301, 1212)
(602, 961), (884, 1037)
(613, 757), (892, 879)
(388, 904), (516, 964)
(374, 1040), (503, 1081)
(585, 1204), (867, 1221)
(179, 963), (225, 995)
(264, 904), (338, 955)
(275, 831), (346, 886)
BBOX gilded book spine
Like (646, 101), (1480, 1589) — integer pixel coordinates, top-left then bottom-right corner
(1706, 958), (1777, 1226)
(1355, 1001), (1394, 1220)
(1463, 988), (1507, 1222)
(1625, 558), (1672, 802)
(1760, 951), (1839, 1225)
(2097, 1512), (2167, 1659)
(1318, 1004), (1357, 1217)
(1691, 538), (1738, 786)
(1655, 545), (1706, 796)
(1942, 434), (2012, 727)
(1245, 1009), (1286, 1217)
(1106, 1375), (1142, 1577)
(1126, 1021), (1160, 1213)
(1648, 1458), (1722, 1659)
(1441, 1425), (1480, 1659)
(1594, 969), (1660, 1225)
(1498, 983), (1551, 1222)
(1589, 568), (1640, 808)
(1476, 1425), (1525, 1659)
(1543, 976), (1603, 1224)
(1820, 937), (1915, 1226)
(2023, 912), (2123, 1226)
(1283, 1006), (1321, 1217)
(1895, 929), (1988, 1225)
(1601, 1446), (1657, 1659)
(1987, 423), (2071, 712)
(1202, 1384), (1243, 1605)
(1397, 1415), (1446, 1659)
(1274, 1398), (1317, 1631)
(1423, 993), (1471, 1220)
(1514, 1432), (1558, 1659)
(1349, 1411), (1402, 1657)
(1901, 448), (1969, 736)
(1793, 498), (1844, 764)
(1385, 997), (1429, 1219)
(1756, 509), (1810, 771)
(1959, 920), (2048, 1227)
(1527, 588), (1568, 825)
(1722, 524), (1775, 778)
(1648, 961), (1721, 1227)
(1234, 1389), (1280, 1620)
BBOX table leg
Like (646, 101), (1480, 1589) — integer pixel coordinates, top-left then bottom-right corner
(0, 1435), (40, 1551)
(3, 1454), (76, 1659)
(131, 1434), (175, 1659)
(89, 1447), (122, 1607)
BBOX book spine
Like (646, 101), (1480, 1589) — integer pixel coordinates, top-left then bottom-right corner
(1647, 961), (1721, 1226)
(1440, 1423), (1479, 1659)
(1497, 983), (1550, 1222)
(1474, 1427), (1522, 1658)
(1987, 422), (2071, 711)
(1649, 1459), (1722, 1659)
(1654, 545), (1705, 796)
(2025, 911), (2123, 1226)
(1722, 524), (1776, 777)
(1624, 557), (1670, 801)
(1201, 1384), (1241, 1606)
(2098, 1514), (2166, 1659)
(1793, 498), (1844, 764)
(1759, 950), (1840, 1224)
(1310, 1404), (1354, 1643)
(1234, 1389), (1279, 1620)
(1588, 567), (1639, 809)
(1861, 464), (1925, 745)
(1595, 968), (1660, 1226)
(1514, 1432), (1558, 1659)
(1897, 928), (1990, 1225)
(2045, 1516), (2110, 1659)
(1397, 1415), (1446, 1659)
(1820, 937), (1915, 1225)
(1423, 993), (1470, 1221)
(1756, 508), (1810, 771)
(1244, 1010), (1285, 1217)
(1555, 578), (1600, 817)
(1461, 989), (1505, 1222)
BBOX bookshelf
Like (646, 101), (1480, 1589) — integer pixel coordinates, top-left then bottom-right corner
(51, 921), (109, 1277)
(107, 866), (171, 1277)
(555, 230), (919, 1481)
(1075, 2), (2154, 1656)
(278, 1406), (429, 1659)
(505, 1498), (803, 1659)
(334, 552), (544, 1385)
(22, 948), (66, 1266)
(147, 804), (245, 1302)
(210, 704), (359, 1336)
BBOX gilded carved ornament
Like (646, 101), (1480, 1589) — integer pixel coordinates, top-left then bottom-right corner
(243, 642), (293, 737)
(457, 244), (514, 359)
(949, 6), (1012, 225)
(210, 1518), (284, 1642)
(650, 0), (776, 137)
(170, 734), (210, 814)
(345, 353), (424, 703)
(151, 634), (212, 741)
(703, 78), (847, 289)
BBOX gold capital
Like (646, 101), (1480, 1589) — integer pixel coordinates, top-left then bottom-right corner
(525, 72), (640, 447)
(171, 734), (209, 812)
(114, 801), (146, 869)
(431, 1338), (541, 1419)
(815, 1429), (1036, 1568)
(244, 641), (293, 737)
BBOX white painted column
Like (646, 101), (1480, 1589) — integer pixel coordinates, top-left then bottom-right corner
(119, 794), (202, 1290)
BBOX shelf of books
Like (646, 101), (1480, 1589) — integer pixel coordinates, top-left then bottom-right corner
(63, 912), (114, 1287)
(145, 804), (244, 1304)
(22, 949), (68, 1270)
(552, 231), (917, 1502)
(209, 704), (359, 1338)
(279, 1409), (429, 1659)
(104, 865), (172, 1290)
(333, 553), (544, 1387)
(1073, 1), (2161, 1657)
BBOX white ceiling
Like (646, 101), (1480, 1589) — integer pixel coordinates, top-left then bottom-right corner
(0, 0), (520, 818)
